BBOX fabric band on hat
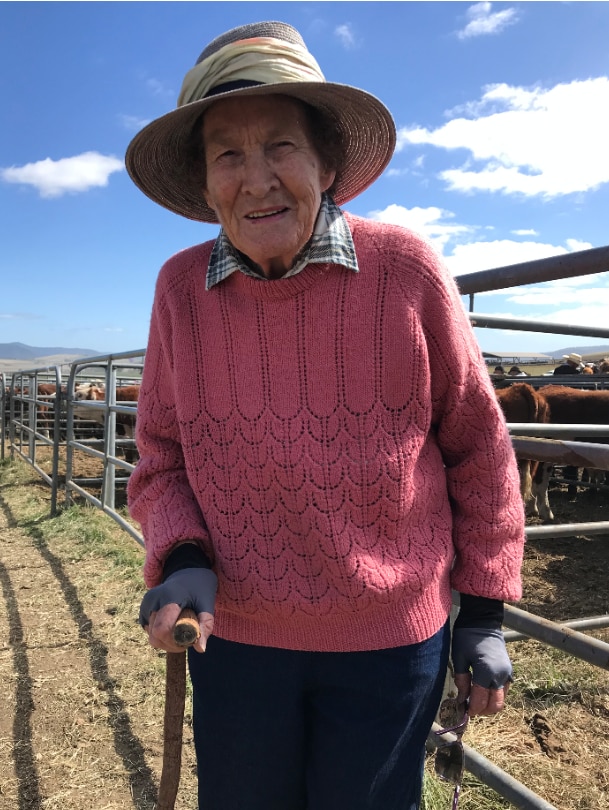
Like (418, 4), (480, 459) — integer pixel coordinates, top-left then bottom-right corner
(178, 37), (325, 107)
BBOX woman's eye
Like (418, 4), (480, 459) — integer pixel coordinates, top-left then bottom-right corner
(272, 140), (295, 151)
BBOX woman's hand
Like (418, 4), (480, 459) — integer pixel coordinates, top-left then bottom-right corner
(139, 568), (217, 653)
(451, 626), (513, 717)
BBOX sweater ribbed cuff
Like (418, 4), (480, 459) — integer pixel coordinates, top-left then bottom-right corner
(454, 593), (504, 630)
(162, 543), (213, 582)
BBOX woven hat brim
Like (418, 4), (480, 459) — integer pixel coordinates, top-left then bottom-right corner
(125, 82), (396, 223)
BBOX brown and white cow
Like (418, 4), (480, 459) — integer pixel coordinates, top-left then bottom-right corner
(35, 383), (71, 440)
(495, 382), (553, 519)
(74, 382), (140, 462)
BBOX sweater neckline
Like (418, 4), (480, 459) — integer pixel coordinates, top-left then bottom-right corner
(220, 262), (337, 301)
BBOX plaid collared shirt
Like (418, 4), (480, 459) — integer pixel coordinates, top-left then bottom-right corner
(205, 194), (359, 290)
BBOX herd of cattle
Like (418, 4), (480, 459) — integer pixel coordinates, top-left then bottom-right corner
(4, 380), (140, 463)
(495, 382), (609, 521)
(3, 376), (609, 521)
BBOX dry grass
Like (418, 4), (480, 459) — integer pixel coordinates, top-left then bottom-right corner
(1, 458), (608, 809)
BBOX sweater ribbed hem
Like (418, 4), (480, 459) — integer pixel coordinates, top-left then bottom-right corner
(213, 581), (453, 652)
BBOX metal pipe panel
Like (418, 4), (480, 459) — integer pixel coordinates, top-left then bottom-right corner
(503, 604), (609, 670)
(468, 312), (609, 339)
(526, 521), (609, 539)
(504, 614), (609, 642)
(511, 436), (609, 468)
(428, 724), (559, 810)
(455, 245), (609, 295)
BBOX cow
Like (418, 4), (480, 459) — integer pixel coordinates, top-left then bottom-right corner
(73, 382), (140, 463)
(495, 383), (553, 519)
(21, 382), (65, 440)
(535, 384), (609, 503)
(1, 383), (11, 437)
(36, 383), (68, 439)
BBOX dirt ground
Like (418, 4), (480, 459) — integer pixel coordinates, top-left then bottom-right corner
(1, 453), (608, 810)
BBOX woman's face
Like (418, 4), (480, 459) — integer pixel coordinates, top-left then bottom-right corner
(202, 95), (336, 279)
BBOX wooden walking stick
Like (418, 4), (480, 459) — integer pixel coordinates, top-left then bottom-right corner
(156, 608), (201, 810)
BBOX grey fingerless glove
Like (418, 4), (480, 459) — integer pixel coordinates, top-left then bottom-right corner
(451, 626), (513, 689)
(139, 567), (217, 627)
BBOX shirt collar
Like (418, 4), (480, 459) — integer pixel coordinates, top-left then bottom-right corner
(205, 194), (359, 290)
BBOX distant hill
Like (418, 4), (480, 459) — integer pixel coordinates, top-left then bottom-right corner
(549, 344), (609, 359)
(2, 341), (608, 370)
(0, 342), (100, 361)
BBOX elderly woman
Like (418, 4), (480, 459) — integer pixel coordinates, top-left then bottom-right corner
(126, 21), (525, 810)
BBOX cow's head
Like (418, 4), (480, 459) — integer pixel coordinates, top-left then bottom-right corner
(74, 382), (106, 401)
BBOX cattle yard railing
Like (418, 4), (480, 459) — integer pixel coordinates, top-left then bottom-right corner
(64, 349), (145, 546)
(1, 372), (8, 461)
(507, 374), (609, 390)
(7, 366), (63, 514)
(456, 243), (609, 306)
(455, 245), (609, 532)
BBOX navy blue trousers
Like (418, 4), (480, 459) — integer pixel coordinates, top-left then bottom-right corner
(188, 621), (450, 810)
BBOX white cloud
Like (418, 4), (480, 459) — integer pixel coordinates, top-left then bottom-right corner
(1, 152), (124, 198)
(335, 23), (356, 49)
(119, 114), (151, 131)
(474, 283), (609, 353)
(367, 205), (599, 285)
(457, 2), (519, 40)
(511, 229), (538, 237)
(0, 312), (42, 321)
(366, 205), (607, 341)
(396, 77), (609, 198)
(145, 77), (173, 98)
(466, 251), (609, 334)
(444, 238), (595, 277)
(505, 276), (609, 306)
(534, 302), (609, 328)
(368, 203), (472, 251)
(386, 155), (425, 178)
(565, 238), (592, 253)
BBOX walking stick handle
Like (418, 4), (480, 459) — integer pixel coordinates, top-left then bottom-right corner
(172, 607), (200, 648)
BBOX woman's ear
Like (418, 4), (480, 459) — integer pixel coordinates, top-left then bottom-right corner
(202, 188), (214, 213)
(320, 168), (337, 194)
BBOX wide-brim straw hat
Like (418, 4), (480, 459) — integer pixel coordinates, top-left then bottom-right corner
(125, 21), (396, 223)
(563, 352), (583, 364)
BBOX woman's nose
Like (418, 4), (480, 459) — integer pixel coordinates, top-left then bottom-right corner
(241, 152), (279, 196)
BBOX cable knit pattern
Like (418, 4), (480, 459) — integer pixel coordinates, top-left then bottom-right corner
(128, 213), (525, 652)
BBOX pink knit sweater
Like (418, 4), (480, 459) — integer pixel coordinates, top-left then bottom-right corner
(128, 213), (524, 652)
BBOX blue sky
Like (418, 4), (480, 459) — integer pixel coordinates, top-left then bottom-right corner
(2, 1), (609, 356)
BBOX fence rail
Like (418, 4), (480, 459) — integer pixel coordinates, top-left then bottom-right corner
(7, 365), (63, 513)
(62, 350), (145, 546)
